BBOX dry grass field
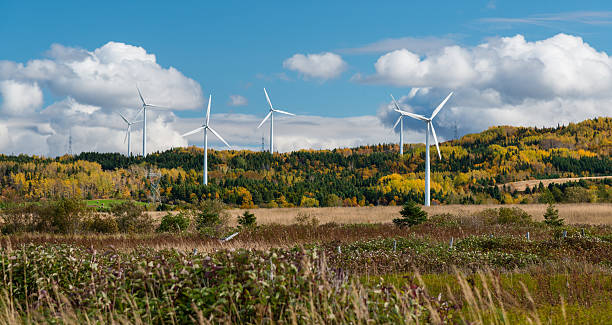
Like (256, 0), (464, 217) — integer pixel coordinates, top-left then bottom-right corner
(499, 175), (612, 192)
(226, 203), (612, 225)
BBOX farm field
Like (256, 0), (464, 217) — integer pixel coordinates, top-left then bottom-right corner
(1, 202), (612, 323)
(224, 203), (612, 225)
(500, 176), (612, 192)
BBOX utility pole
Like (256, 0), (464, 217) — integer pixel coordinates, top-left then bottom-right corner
(67, 129), (73, 155)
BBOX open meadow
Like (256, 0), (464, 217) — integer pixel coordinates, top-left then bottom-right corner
(1, 201), (611, 324)
(224, 203), (612, 225)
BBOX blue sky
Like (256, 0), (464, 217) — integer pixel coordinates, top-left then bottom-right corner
(1, 1), (612, 155)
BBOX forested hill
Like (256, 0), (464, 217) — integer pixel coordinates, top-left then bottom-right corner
(0, 117), (610, 207)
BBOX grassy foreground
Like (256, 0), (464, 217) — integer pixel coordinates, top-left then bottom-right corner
(0, 208), (611, 324)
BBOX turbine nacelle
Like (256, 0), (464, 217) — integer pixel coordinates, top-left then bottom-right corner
(389, 92), (453, 160)
(181, 95), (231, 149)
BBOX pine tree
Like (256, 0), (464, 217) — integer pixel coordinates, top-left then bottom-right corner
(543, 203), (564, 227)
(393, 201), (427, 228)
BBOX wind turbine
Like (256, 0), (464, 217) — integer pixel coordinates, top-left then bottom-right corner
(257, 88), (295, 153)
(135, 87), (168, 156)
(391, 92), (453, 206)
(390, 94), (408, 155)
(118, 113), (142, 157)
(182, 95), (231, 185)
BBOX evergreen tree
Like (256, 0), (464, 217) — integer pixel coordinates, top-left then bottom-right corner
(393, 201), (427, 228)
(543, 203), (564, 227)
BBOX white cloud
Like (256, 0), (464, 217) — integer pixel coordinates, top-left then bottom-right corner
(0, 42), (203, 110)
(283, 52), (347, 80)
(0, 80), (43, 115)
(228, 94), (248, 107)
(0, 42), (203, 156)
(359, 34), (612, 135)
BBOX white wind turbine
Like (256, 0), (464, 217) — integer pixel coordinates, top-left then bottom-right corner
(391, 92), (453, 206)
(182, 95), (231, 185)
(390, 94), (408, 155)
(257, 88), (295, 153)
(118, 113), (142, 157)
(135, 87), (168, 156)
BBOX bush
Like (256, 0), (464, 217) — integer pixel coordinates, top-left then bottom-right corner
(111, 201), (154, 233)
(480, 207), (532, 225)
(0, 204), (37, 234)
(393, 201), (427, 228)
(543, 203), (564, 227)
(294, 211), (319, 228)
(35, 198), (91, 234)
(237, 211), (257, 229)
(156, 212), (191, 233)
(84, 215), (119, 234)
(195, 200), (229, 235)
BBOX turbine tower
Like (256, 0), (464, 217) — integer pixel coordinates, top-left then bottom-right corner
(182, 95), (231, 185)
(119, 113), (141, 157)
(257, 88), (295, 153)
(391, 92), (453, 206)
(135, 87), (167, 156)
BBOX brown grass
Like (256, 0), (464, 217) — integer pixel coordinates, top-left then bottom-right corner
(499, 176), (612, 192)
(227, 203), (612, 225)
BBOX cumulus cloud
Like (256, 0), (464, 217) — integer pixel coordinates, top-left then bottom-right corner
(228, 95), (248, 107)
(0, 42), (203, 156)
(0, 42), (203, 110)
(359, 34), (612, 136)
(283, 52), (347, 80)
(0, 80), (43, 115)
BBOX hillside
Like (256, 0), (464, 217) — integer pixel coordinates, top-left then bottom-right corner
(0, 117), (610, 207)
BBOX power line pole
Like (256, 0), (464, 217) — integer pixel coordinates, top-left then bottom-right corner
(261, 136), (265, 152)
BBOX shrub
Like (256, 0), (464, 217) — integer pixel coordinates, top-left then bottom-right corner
(543, 203), (564, 227)
(294, 211), (319, 227)
(0, 204), (37, 234)
(195, 200), (229, 235)
(480, 207), (532, 225)
(156, 212), (191, 233)
(393, 201), (427, 228)
(111, 201), (154, 233)
(84, 215), (119, 234)
(237, 211), (257, 229)
(35, 197), (91, 234)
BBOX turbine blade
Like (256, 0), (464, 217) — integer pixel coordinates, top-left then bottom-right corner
(181, 126), (205, 137)
(273, 109), (295, 116)
(124, 127), (129, 144)
(135, 106), (145, 117)
(137, 87), (145, 105)
(390, 94), (402, 111)
(395, 109), (428, 121)
(430, 123), (442, 159)
(393, 116), (402, 129)
(430, 91), (453, 119)
(208, 127), (231, 149)
(257, 111), (272, 128)
(206, 94), (211, 126)
(264, 88), (273, 110)
(119, 113), (129, 124)
(145, 104), (170, 110)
